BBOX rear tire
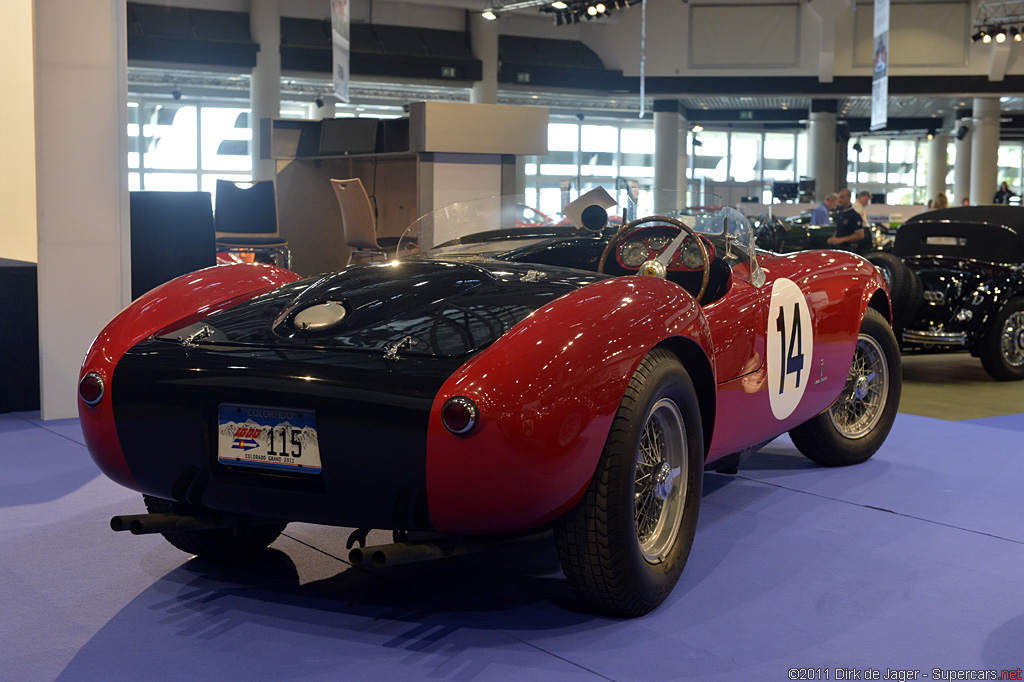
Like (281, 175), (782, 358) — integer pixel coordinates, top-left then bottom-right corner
(978, 297), (1024, 381)
(143, 495), (287, 560)
(790, 308), (901, 467)
(554, 349), (703, 617)
(866, 253), (911, 330)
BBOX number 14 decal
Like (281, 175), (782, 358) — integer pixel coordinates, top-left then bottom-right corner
(775, 302), (805, 394)
(767, 278), (814, 420)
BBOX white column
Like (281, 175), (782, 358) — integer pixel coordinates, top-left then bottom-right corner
(653, 106), (680, 213)
(34, 0), (130, 418)
(676, 117), (689, 194)
(926, 134), (949, 203)
(653, 105), (680, 189)
(250, 0), (281, 181)
(970, 98), (1001, 205)
(953, 122), (972, 205)
(313, 97), (336, 120)
(808, 110), (837, 201)
(470, 13), (498, 105)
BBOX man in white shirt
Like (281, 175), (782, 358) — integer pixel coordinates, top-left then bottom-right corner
(853, 190), (871, 222)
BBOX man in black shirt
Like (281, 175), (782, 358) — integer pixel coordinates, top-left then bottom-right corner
(829, 188), (865, 251)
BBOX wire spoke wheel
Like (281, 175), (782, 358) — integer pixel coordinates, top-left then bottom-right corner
(828, 333), (889, 439)
(634, 398), (687, 563)
(1000, 311), (1024, 368)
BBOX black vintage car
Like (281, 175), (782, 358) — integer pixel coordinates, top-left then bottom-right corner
(754, 210), (890, 255)
(884, 206), (1024, 381)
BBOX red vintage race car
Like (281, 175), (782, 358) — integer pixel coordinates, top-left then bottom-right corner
(79, 189), (900, 617)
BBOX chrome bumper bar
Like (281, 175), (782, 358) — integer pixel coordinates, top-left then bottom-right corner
(902, 330), (968, 346)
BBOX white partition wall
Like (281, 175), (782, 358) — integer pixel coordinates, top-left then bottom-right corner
(34, 0), (130, 419)
(0, 3), (38, 264)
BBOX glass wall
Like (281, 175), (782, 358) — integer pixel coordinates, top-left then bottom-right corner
(524, 117), (806, 216)
(127, 98), (310, 204)
(847, 137), (929, 204)
(997, 144), (1023, 199)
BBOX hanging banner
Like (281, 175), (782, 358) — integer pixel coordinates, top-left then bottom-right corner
(870, 0), (889, 131)
(332, 0), (350, 103)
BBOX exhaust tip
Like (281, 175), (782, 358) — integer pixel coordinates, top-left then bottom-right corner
(371, 551), (388, 568)
(110, 516), (127, 532)
(348, 548), (365, 565)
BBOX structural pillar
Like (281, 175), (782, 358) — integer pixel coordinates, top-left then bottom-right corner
(33, 0), (130, 418)
(653, 101), (682, 212)
(926, 133), (949, 204)
(250, 0), (281, 182)
(676, 116), (689, 195)
(313, 97), (336, 120)
(970, 97), (1000, 205)
(470, 13), (498, 104)
(953, 114), (972, 205)
(808, 100), (838, 201)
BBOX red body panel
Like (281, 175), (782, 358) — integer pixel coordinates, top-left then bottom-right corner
(706, 250), (886, 461)
(425, 276), (714, 534)
(78, 264), (300, 488)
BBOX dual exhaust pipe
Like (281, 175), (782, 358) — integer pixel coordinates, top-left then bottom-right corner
(348, 529), (551, 568)
(111, 511), (551, 568)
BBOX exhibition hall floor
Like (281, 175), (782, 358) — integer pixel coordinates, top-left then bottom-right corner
(3, 355), (1023, 681)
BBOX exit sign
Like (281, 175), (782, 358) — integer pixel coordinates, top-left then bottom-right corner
(441, 66), (457, 78)
(516, 72), (531, 83)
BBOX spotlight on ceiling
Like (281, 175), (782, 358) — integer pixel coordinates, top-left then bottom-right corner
(956, 125), (970, 140)
(852, 140), (864, 153)
(926, 130), (935, 141)
(692, 138), (703, 148)
(972, 29), (985, 42)
(983, 30), (993, 43)
(551, 1), (568, 7)
(996, 27), (1008, 43)
(587, 4), (598, 15)
(1014, 27), (1022, 41)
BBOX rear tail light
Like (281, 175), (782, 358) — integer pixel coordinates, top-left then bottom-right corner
(79, 372), (104, 406)
(441, 396), (478, 435)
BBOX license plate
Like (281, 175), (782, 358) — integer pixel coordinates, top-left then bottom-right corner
(217, 403), (321, 474)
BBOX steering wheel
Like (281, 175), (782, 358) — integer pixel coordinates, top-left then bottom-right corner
(598, 215), (712, 303)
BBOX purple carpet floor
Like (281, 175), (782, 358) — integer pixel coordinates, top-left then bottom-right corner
(2, 410), (1022, 682)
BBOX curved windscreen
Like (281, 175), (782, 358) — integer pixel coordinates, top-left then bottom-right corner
(397, 186), (764, 286)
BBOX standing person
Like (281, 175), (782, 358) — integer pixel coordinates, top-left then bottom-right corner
(828, 188), (865, 251)
(853, 190), (871, 222)
(811, 193), (839, 225)
(993, 181), (1016, 204)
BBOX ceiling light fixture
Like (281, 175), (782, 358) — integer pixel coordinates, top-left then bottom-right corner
(996, 26), (1008, 42)
(551, 1), (568, 7)
(482, 10), (497, 19)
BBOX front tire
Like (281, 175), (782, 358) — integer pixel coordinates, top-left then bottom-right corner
(143, 495), (287, 560)
(979, 297), (1024, 381)
(789, 308), (901, 466)
(554, 349), (703, 617)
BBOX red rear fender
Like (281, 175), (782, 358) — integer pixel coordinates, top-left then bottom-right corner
(78, 264), (301, 489)
(426, 276), (715, 534)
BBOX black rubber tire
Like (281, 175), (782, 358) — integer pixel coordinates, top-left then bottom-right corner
(554, 349), (703, 617)
(143, 495), (287, 560)
(789, 308), (901, 467)
(866, 252), (911, 329)
(901, 267), (924, 333)
(978, 296), (1024, 381)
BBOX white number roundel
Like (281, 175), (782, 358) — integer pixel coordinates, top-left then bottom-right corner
(767, 277), (814, 420)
